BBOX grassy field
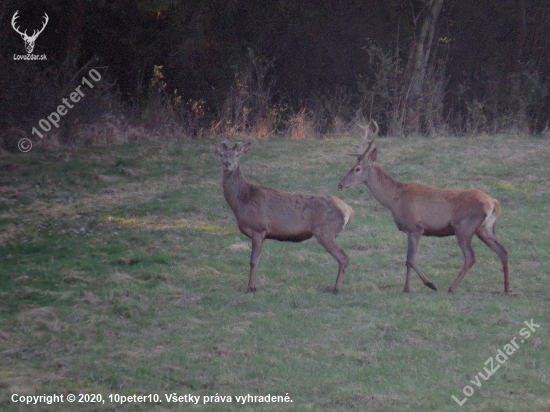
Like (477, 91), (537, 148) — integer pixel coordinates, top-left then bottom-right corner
(1, 135), (549, 411)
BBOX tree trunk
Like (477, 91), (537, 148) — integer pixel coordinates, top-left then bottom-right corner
(405, 0), (445, 134)
(515, 0), (527, 61)
(58, 0), (87, 55)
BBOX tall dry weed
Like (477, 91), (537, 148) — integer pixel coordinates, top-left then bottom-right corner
(285, 108), (319, 140)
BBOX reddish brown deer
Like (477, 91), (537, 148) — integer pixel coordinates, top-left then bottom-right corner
(212, 141), (354, 293)
(338, 121), (509, 293)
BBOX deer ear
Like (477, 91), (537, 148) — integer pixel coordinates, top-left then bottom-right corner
(238, 142), (252, 155)
(369, 148), (377, 161)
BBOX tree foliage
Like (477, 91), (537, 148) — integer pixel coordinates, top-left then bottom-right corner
(1, 0), (549, 139)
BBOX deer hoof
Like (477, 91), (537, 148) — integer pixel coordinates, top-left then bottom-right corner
(247, 287), (257, 293)
(426, 282), (438, 291)
(332, 288), (339, 295)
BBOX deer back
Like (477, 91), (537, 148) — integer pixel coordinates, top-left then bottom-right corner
(227, 175), (348, 241)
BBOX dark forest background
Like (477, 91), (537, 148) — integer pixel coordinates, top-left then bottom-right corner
(1, 0), (549, 147)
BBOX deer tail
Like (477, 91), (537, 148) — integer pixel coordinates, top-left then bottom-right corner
(330, 196), (354, 229)
(481, 198), (500, 231)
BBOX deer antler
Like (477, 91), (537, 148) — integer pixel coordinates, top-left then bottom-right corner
(346, 120), (379, 159)
(31, 12), (49, 40)
(11, 11), (26, 37)
(11, 11), (49, 39)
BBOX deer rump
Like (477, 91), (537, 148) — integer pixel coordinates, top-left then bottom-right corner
(226, 183), (350, 243)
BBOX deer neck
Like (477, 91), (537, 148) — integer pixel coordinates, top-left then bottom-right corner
(365, 164), (404, 210)
(222, 165), (251, 209)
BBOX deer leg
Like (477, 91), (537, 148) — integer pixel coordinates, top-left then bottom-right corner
(405, 232), (438, 292)
(476, 227), (509, 292)
(248, 232), (265, 292)
(315, 234), (349, 294)
(448, 231), (476, 292)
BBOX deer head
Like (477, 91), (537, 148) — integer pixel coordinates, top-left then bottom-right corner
(11, 11), (49, 54)
(338, 120), (379, 190)
(211, 141), (252, 172)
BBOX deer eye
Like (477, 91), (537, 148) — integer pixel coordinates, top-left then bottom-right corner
(355, 167), (361, 173)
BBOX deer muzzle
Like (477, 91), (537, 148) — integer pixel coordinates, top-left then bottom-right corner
(338, 177), (352, 190)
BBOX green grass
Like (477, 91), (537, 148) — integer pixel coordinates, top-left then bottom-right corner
(1, 136), (549, 411)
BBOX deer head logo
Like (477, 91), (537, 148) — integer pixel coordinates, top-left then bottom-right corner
(11, 11), (49, 54)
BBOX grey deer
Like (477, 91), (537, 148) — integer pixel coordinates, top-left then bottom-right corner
(212, 142), (354, 293)
(338, 121), (509, 293)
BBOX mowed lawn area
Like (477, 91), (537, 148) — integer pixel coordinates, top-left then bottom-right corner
(1, 136), (549, 411)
